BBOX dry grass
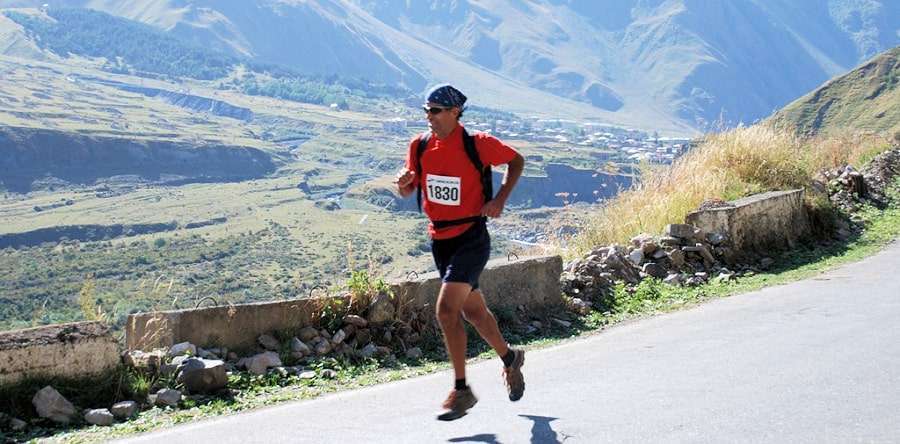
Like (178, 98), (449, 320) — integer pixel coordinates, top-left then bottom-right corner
(568, 124), (894, 255)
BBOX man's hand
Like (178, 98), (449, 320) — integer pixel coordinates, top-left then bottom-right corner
(482, 152), (524, 219)
(481, 198), (505, 218)
(395, 168), (416, 197)
(395, 168), (416, 187)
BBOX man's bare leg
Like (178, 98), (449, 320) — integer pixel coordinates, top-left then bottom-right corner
(436, 282), (473, 380)
(461, 289), (509, 357)
(435, 282), (480, 420)
(462, 288), (525, 402)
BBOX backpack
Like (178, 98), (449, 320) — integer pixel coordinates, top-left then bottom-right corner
(414, 128), (493, 226)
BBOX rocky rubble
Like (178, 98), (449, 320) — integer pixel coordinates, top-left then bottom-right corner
(824, 148), (900, 213)
(561, 223), (744, 308)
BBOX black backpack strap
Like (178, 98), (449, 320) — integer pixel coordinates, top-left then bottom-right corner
(415, 132), (431, 213)
(461, 129), (493, 205)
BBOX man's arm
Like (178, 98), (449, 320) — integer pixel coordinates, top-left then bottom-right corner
(481, 152), (524, 218)
(395, 167), (417, 198)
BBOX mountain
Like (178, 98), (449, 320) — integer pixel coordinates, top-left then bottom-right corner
(771, 46), (900, 137)
(1, 0), (897, 134)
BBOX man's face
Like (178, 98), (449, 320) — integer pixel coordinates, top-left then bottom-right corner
(425, 102), (459, 134)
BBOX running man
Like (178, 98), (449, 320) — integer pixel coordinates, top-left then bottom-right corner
(395, 84), (526, 421)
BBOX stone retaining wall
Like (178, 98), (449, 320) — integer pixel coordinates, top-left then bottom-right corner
(0, 322), (119, 387)
(125, 296), (348, 352)
(126, 255), (564, 352)
(685, 189), (810, 255)
(393, 255), (563, 310)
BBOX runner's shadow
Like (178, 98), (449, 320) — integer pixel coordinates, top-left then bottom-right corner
(519, 415), (564, 444)
(447, 433), (501, 443)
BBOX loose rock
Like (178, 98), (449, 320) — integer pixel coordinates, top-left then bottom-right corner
(343, 314), (368, 328)
(298, 326), (319, 342)
(663, 273), (683, 285)
(197, 348), (221, 360)
(155, 388), (181, 408)
(314, 339), (332, 355)
(242, 351), (283, 375)
(33, 386), (77, 424)
(642, 262), (668, 279)
(356, 329), (372, 345)
(405, 347), (423, 359)
(168, 342), (197, 357)
(628, 248), (644, 266)
(567, 297), (592, 315)
(124, 349), (166, 372)
(110, 401), (139, 419)
(667, 249), (685, 268)
(176, 358), (228, 394)
(290, 337), (311, 355)
(332, 329), (347, 344)
(85, 409), (115, 426)
(161, 355), (191, 377)
(665, 224), (696, 239)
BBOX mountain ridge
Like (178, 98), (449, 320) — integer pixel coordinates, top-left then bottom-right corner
(0, 0), (897, 134)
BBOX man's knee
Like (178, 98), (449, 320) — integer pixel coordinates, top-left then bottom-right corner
(436, 300), (461, 326)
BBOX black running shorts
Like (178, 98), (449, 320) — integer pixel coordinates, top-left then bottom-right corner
(431, 220), (490, 289)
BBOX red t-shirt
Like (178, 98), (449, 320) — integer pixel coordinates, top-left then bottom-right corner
(405, 124), (518, 240)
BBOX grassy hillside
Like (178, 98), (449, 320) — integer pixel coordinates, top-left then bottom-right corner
(771, 46), (900, 137)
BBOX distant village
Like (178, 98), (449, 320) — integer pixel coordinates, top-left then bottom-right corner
(381, 115), (693, 165)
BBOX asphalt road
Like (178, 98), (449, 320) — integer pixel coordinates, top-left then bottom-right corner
(121, 240), (900, 443)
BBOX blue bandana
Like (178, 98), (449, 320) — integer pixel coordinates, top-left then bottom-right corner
(426, 84), (467, 108)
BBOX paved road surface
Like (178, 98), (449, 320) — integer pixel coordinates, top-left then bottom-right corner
(121, 240), (900, 443)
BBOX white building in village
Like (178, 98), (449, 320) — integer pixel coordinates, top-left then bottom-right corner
(382, 118), (407, 134)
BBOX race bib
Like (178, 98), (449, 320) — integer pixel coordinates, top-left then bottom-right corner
(426, 174), (461, 206)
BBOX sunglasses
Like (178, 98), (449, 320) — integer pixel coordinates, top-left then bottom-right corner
(423, 105), (452, 114)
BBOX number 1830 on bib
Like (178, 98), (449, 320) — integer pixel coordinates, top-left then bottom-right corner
(426, 174), (461, 206)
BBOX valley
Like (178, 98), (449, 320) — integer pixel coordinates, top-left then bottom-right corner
(0, 50), (652, 331)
